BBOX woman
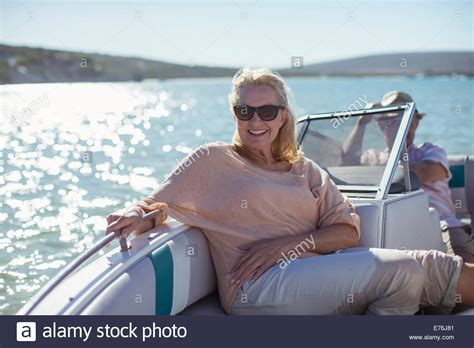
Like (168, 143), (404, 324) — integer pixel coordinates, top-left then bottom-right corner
(106, 67), (474, 315)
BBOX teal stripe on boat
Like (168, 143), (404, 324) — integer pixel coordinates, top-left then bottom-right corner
(449, 165), (464, 188)
(148, 244), (173, 315)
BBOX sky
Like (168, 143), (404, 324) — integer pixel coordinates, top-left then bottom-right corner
(0, 0), (472, 69)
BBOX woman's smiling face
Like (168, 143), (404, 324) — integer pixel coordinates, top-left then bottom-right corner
(234, 85), (287, 154)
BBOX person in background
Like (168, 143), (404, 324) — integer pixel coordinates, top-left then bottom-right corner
(343, 91), (474, 262)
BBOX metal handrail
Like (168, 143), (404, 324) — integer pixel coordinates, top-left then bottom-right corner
(19, 209), (161, 315)
(296, 104), (408, 123)
(402, 141), (412, 192)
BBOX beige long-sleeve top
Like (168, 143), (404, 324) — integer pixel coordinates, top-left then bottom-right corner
(149, 141), (360, 314)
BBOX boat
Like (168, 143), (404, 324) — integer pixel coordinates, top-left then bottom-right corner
(18, 102), (474, 315)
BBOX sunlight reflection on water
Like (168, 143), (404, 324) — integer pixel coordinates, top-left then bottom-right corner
(0, 79), (233, 313)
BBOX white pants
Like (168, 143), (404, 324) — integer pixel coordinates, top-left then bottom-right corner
(230, 248), (463, 315)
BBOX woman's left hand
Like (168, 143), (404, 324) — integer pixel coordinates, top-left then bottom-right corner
(230, 235), (298, 285)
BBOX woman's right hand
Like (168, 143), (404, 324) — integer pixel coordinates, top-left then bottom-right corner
(106, 205), (144, 238)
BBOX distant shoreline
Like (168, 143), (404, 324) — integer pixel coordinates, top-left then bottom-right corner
(3, 74), (473, 88)
(1, 44), (472, 84)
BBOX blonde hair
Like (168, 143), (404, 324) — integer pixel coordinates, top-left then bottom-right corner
(228, 67), (303, 165)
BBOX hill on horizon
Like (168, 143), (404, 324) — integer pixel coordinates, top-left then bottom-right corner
(0, 44), (472, 84)
(280, 51), (473, 76)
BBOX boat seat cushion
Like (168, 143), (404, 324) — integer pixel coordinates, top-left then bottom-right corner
(178, 291), (226, 315)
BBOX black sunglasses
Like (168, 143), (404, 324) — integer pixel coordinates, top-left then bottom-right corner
(233, 104), (285, 121)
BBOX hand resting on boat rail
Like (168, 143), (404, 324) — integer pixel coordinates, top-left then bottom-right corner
(106, 201), (169, 238)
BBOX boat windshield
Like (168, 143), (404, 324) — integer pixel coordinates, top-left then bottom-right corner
(297, 103), (415, 198)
